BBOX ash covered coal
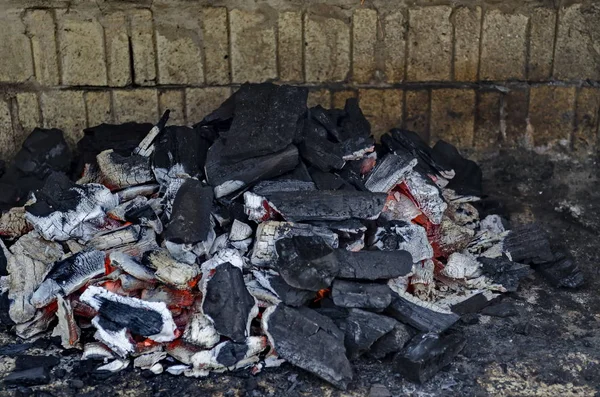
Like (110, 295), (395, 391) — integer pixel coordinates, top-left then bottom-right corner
(0, 82), (584, 392)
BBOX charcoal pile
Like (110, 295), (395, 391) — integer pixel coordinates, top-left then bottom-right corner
(0, 83), (584, 390)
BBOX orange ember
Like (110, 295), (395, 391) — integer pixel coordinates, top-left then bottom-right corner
(314, 288), (330, 302)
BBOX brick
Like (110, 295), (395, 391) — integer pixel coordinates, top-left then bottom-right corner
(0, 99), (16, 158)
(130, 10), (156, 86)
(103, 12), (131, 87)
(112, 89), (158, 124)
(24, 10), (59, 86)
(155, 10), (204, 85)
(574, 88), (600, 154)
(403, 90), (430, 141)
(332, 90), (357, 109)
(554, 4), (600, 80)
(352, 9), (378, 83)
(85, 91), (112, 127)
(407, 6), (452, 82)
(382, 11), (406, 83)
(480, 10), (528, 81)
(304, 14), (350, 83)
(307, 89), (331, 109)
(16, 93), (40, 144)
(201, 8), (230, 85)
(230, 9), (277, 83)
(528, 8), (556, 81)
(430, 89), (475, 149)
(0, 11), (34, 83)
(56, 11), (107, 86)
(186, 87), (231, 124)
(41, 90), (87, 147)
(474, 91), (502, 150)
(528, 86), (576, 148)
(503, 85), (529, 148)
(359, 89), (403, 141)
(453, 7), (481, 82)
(159, 90), (185, 125)
(278, 11), (303, 82)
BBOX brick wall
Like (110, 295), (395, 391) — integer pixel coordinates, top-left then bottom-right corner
(0, 1), (599, 158)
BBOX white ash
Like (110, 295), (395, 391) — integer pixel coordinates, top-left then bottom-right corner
(381, 192), (422, 222)
(229, 219), (253, 241)
(404, 170), (447, 225)
(82, 342), (116, 362)
(15, 307), (55, 339)
(480, 214), (506, 234)
(0, 207), (30, 239)
(365, 154), (417, 193)
(150, 363), (164, 374)
(116, 184), (160, 202)
(209, 234), (230, 255)
(51, 295), (80, 349)
(109, 252), (156, 282)
(201, 248), (246, 273)
(166, 365), (190, 375)
(449, 202), (480, 229)
(245, 279), (282, 307)
(440, 252), (482, 280)
(387, 276), (411, 295)
(96, 149), (155, 190)
(244, 192), (269, 222)
(134, 351), (167, 370)
(183, 313), (220, 349)
(213, 180), (246, 199)
(145, 250), (199, 289)
(372, 222), (433, 263)
(97, 359), (130, 373)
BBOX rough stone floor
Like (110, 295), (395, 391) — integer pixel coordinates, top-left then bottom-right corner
(0, 150), (598, 397)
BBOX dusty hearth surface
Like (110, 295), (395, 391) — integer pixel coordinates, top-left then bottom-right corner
(0, 84), (597, 396)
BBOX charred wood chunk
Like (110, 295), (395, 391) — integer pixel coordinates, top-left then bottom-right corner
(14, 128), (71, 177)
(534, 251), (584, 289)
(164, 179), (213, 245)
(386, 293), (460, 333)
(263, 304), (353, 390)
(298, 126), (346, 171)
(309, 105), (343, 142)
(254, 271), (316, 307)
(331, 280), (392, 311)
(502, 224), (554, 265)
(365, 154), (417, 193)
(370, 221), (433, 263)
(144, 250), (200, 289)
(393, 333), (466, 383)
(343, 309), (397, 359)
(369, 323), (414, 359)
(480, 301), (518, 318)
(14, 355), (60, 371)
(89, 224), (142, 251)
(266, 190), (387, 222)
(32, 250), (105, 309)
(309, 169), (354, 191)
(479, 256), (531, 292)
(336, 250), (413, 280)
(215, 341), (249, 367)
(297, 306), (346, 341)
(152, 125), (211, 183)
(219, 83), (308, 162)
(96, 150), (155, 190)
(202, 262), (257, 343)
(403, 170), (447, 225)
(274, 236), (339, 291)
(431, 140), (482, 197)
(450, 293), (495, 315)
(25, 173), (118, 241)
(340, 98), (371, 140)
(3, 366), (51, 386)
(205, 141), (299, 198)
(251, 221), (338, 267)
(253, 180), (316, 196)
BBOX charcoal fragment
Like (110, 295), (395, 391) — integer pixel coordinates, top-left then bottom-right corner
(14, 355), (60, 371)
(369, 323), (414, 359)
(96, 150), (155, 190)
(266, 190), (387, 222)
(202, 262), (257, 343)
(215, 342), (248, 367)
(253, 271), (316, 307)
(365, 154), (417, 193)
(481, 301), (518, 318)
(535, 251), (584, 289)
(479, 256), (531, 292)
(336, 249), (413, 280)
(450, 292), (494, 315)
(275, 236), (339, 291)
(164, 179), (213, 245)
(263, 304), (353, 390)
(502, 224), (554, 265)
(343, 309), (397, 359)
(331, 280), (391, 311)
(3, 367), (50, 386)
(393, 333), (466, 383)
(430, 140), (483, 197)
(386, 292), (460, 333)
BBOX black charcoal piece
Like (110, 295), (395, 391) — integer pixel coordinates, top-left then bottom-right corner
(344, 309), (397, 359)
(364, 153), (417, 193)
(265, 274), (317, 307)
(298, 132), (346, 171)
(14, 128), (71, 177)
(96, 299), (163, 335)
(450, 293), (494, 315)
(216, 342), (249, 367)
(480, 301), (518, 318)
(0, 343), (32, 356)
(266, 190), (387, 221)
(274, 236), (339, 291)
(309, 169), (353, 191)
(310, 105), (343, 142)
(535, 251), (584, 289)
(15, 356), (60, 371)
(393, 333), (466, 383)
(205, 141), (299, 198)
(336, 250), (413, 280)
(153, 125), (211, 181)
(331, 280), (392, 311)
(369, 323), (414, 359)
(163, 179), (213, 245)
(96, 150), (154, 190)
(263, 304), (353, 390)
(219, 83), (307, 162)
(386, 293), (460, 333)
(430, 140), (483, 197)
(196, 91), (236, 128)
(339, 98), (371, 140)
(203, 262), (256, 343)
(502, 224), (554, 265)
(3, 367), (51, 386)
(253, 180), (316, 196)
(479, 256), (531, 292)
(298, 306), (346, 341)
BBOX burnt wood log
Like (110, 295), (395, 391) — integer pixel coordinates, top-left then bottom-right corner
(163, 179), (213, 245)
(331, 280), (392, 311)
(386, 292), (460, 333)
(343, 309), (398, 359)
(336, 249), (413, 280)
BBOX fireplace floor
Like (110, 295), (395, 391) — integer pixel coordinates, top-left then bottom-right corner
(0, 149), (598, 397)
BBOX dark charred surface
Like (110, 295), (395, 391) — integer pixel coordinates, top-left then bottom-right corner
(163, 179), (213, 245)
(1, 151), (600, 396)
